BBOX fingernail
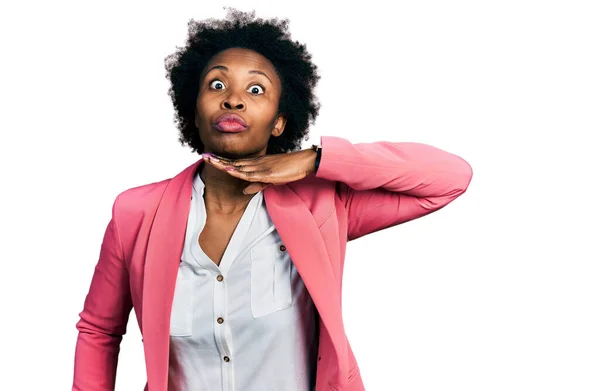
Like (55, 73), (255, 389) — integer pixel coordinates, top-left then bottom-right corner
(225, 167), (234, 171)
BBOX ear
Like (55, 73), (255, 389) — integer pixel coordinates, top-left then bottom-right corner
(270, 114), (287, 137)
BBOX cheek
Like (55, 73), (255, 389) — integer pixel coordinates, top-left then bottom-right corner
(254, 97), (279, 117)
(195, 96), (215, 120)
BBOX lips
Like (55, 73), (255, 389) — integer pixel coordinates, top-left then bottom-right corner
(214, 113), (248, 133)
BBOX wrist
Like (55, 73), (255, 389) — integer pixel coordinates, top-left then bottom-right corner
(309, 144), (321, 175)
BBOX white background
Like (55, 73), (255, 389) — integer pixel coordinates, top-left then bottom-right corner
(1, 0), (599, 390)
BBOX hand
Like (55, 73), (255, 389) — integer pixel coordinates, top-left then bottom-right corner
(201, 149), (317, 195)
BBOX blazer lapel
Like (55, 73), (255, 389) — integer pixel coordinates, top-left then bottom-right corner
(141, 158), (347, 389)
(142, 159), (200, 390)
(263, 185), (348, 373)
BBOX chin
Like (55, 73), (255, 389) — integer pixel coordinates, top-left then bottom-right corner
(214, 148), (260, 160)
(215, 142), (267, 159)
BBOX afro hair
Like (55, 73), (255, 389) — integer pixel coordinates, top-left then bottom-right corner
(164, 7), (321, 155)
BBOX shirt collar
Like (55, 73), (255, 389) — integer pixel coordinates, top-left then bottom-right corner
(192, 170), (205, 199)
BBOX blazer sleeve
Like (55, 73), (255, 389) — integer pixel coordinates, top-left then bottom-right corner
(314, 136), (473, 241)
(73, 194), (133, 391)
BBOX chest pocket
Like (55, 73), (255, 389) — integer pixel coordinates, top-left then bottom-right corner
(250, 241), (296, 318)
(169, 263), (200, 337)
(169, 275), (193, 337)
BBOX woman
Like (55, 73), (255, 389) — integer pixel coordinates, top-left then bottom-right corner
(73, 8), (473, 391)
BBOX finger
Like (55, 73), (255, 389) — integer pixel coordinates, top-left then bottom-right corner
(210, 154), (263, 165)
(243, 182), (272, 195)
(223, 166), (273, 182)
(207, 154), (234, 163)
(203, 155), (276, 184)
(203, 155), (265, 179)
(217, 158), (265, 173)
(202, 155), (234, 172)
(204, 155), (256, 171)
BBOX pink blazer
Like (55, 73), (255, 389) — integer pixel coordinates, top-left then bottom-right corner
(73, 135), (472, 391)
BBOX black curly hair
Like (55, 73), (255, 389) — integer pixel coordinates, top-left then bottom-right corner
(164, 7), (321, 155)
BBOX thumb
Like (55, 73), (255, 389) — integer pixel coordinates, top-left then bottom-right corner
(243, 182), (271, 195)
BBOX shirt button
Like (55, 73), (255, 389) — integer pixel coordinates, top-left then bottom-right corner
(216, 275), (224, 282)
(223, 356), (230, 362)
(279, 244), (286, 252)
(217, 317), (224, 324)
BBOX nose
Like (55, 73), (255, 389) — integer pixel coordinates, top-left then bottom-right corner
(221, 93), (245, 110)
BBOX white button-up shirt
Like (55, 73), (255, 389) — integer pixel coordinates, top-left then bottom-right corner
(168, 171), (319, 391)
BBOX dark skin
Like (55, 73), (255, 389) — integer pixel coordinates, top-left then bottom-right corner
(194, 47), (317, 265)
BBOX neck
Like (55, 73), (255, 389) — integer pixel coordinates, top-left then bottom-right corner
(199, 162), (254, 214)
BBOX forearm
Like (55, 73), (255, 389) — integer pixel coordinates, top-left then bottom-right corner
(73, 327), (122, 391)
(73, 198), (133, 390)
(315, 135), (472, 198)
(311, 136), (472, 240)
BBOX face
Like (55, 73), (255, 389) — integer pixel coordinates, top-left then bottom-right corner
(194, 47), (286, 158)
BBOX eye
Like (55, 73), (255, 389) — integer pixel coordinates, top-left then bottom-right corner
(209, 79), (225, 90)
(247, 84), (264, 95)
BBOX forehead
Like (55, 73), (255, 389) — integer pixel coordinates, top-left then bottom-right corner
(203, 47), (278, 78)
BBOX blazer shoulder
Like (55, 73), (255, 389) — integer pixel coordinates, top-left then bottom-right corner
(288, 173), (338, 198)
(113, 178), (171, 218)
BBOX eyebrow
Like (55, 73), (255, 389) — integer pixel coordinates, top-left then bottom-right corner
(203, 65), (273, 84)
